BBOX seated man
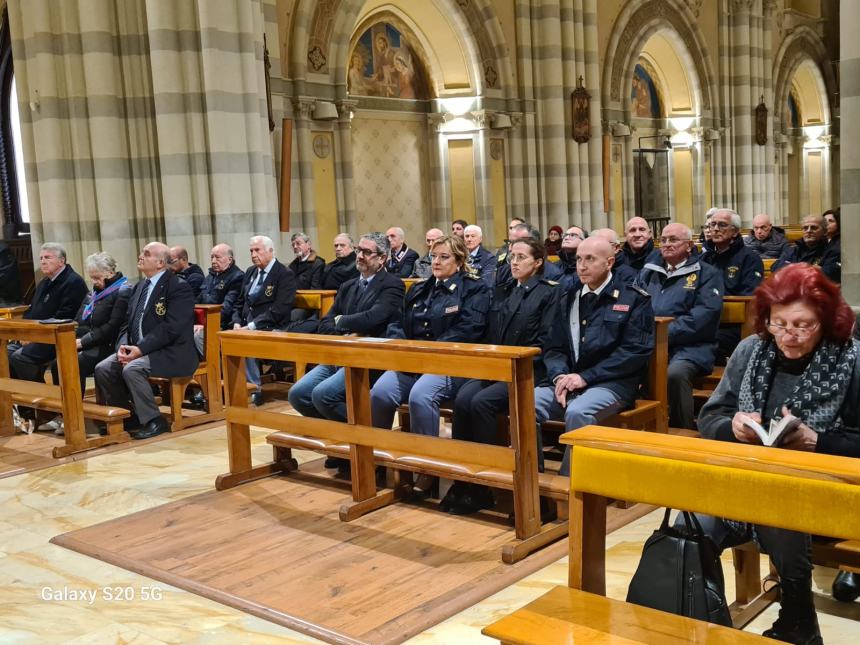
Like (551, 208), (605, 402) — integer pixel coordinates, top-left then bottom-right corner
(197, 243), (244, 336)
(637, 224), (723, 429)
(411, 228), (444, 279)
(94, 242), (197, 439)
(590, 228), (637, 284)
(167, 246), (205, 299)
(773, 213), (841, 283)
(701, 208), (764, 361)
(321, 233), (359, 290)
(289, 232), (325, 290)
(745, 213), (787, 259)
(557, 225), (587, 291)
(451, 219), (468, 238)
(496, 223), (563, 285)
(620, 216), (656, 271)
(463, 224), (497, 285)
(231, 235), (296, 406)
(8, 243), (88, 390)
(385, 227), (420, 277)
(538, 237), (654, 475)
(288, 232), (404, 432)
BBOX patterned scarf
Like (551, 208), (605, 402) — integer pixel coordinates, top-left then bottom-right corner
(81, 276), (128, 320)
(737, 338), (856, 433)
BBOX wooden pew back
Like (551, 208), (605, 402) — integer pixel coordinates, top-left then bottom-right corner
(294, 290), (337, 318)
(0, 305), (29, 320)
(721, 295), (755, 339)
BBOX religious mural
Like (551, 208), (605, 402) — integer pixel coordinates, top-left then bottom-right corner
(631, 63), (662, 119)
(348, 22), (429, 100)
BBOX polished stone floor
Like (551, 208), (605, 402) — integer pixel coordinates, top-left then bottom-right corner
(1, 423), (859, 643)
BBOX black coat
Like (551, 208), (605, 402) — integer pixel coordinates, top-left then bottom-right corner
(75, 273), (132, 353)
(487, 276), (561, 385)
(22, 264), (88, 363)
(386, 244), (420, 278)
(176, 264), (205, 298)
(121, 271), (198, 378)
(773, 237), (841, 284)
(701, 235), (764, 295)
(289, 254), (325, 290)
(318, 270), (405, 336)
(198, 264), (245, 329)
(495, 254), (563, 287)
(232, 260), (296, 330)
(322, 252), (359, 290)
(544, 273), (654, 404)
(744, 227), (788, 259)
(467, 245), (498, 286)
(621, 238), (656, 272)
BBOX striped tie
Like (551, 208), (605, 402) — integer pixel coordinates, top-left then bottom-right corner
(130, 279), (151, 344)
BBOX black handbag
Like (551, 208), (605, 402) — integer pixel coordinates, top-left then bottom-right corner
(626, 508), (732, 626)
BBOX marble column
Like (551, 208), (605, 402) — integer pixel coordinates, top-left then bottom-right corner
(292, 97), (317, 232)
(335, 99), (358, 233)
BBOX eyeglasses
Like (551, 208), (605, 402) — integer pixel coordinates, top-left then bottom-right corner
(766, 321), (820, 339)
(356, 247), (381, 257)
(707, 221), (732, 230)
(659, 237), (690, 246)
(563, 233), (582, 239)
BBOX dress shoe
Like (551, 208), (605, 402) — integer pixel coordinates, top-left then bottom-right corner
(440, 481), (468, 513)
(250, 391), (264, 407)
(123, 415), (142, 432)
(832, 570), (860, 603)
(324, 456), (341, 468)
(130, 416), (170, 440)
(189, 391), (208, 410)
(412, 474), (438, 499)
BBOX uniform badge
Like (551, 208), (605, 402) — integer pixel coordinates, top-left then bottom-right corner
(444, 305), (459, 314)
(684, 274), (698, 289)
(155, 300), (167, 316)
(727, 266), (739, 279)
(611, 289), (620, 299)
(612, 304), (630, 312)
(265, 285), (274, 297)
(43, 293), (50, 302)
(217, 280), (225, 290)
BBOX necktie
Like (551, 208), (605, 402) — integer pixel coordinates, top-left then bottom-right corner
(130, 278), (151, 344)
(250, 269), (266, 297)
(359, 278), (368, 290)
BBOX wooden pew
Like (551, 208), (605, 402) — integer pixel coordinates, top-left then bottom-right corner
(401, 277), (421, 293)
(0, 319), (131, 457)
(289, 289), (337, 380)
(483, 426), (860, 642)
(217, 331), (563, 563)
(763, 258), (776, 278)
(693, 296), (755, 397)
(0, 305), (29, 320)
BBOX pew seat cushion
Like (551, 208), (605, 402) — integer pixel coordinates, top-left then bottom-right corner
(12, 395), (130, 421)
(481, 585), (769, 644)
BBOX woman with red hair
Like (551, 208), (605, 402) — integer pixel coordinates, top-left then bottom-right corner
(691, 264), (859, 644)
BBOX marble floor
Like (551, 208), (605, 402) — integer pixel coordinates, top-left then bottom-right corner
(1, 423), (859, 643)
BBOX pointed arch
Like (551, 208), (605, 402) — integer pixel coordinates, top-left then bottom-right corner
(772, 25), (835, 130)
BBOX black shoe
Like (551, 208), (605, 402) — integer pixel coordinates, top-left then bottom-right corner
(447, 484), (494, 515)
(123, 415), (142, 432)
(189, 391), (208, 410)
(440, 482), (469, 513)
(832, 570), (860, 603)
(250, 391), (264, 407)
(324, 456), (340, 469)
(412, 474), (438, 499)
(129, 416), (170, 440)
(763, 579), (823, 645)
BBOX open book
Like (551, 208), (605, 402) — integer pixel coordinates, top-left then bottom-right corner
(739, 413), (802, 447)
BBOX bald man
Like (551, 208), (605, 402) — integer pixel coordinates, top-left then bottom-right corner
(538, 237), (655, 475)
(167, 245), (205, 299)
(773, 213), (841, 283)
(621, 217), (656, 271)
(95, 241), (198, 440)
(412, 228), (445, 279)
(745, 214), (787, 259)
(198, 243), (244, 330)
(590, 228), (638, 284)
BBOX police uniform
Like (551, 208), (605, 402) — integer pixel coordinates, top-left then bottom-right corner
(495, 253), (563, 286)
(537, 271), (655, 475)
(467, 245), (498, 286)
(453, 275), (561, 446)
(370, 271), (490, 436)
(638, 257), (723, 428)
(289, 270), (405, 422)
(95, 270), (197, 425)
(386, 244), (420, 277)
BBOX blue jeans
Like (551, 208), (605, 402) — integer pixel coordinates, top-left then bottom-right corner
(370, 371), (461, 436)
(288, 364), (347, 421)
(245, 358), (261, 388)
(534, 385), (624, 476)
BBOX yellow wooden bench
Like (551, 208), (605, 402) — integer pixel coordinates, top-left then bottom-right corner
(0, 305), (29, 320)
(483, 426), (860, 641)
(0, 319), (131, 457)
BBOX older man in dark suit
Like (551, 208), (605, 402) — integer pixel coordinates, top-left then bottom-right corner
(232, 235), (296, 405)
(95, 241), (197, 439)
(385, 227), (419, 277)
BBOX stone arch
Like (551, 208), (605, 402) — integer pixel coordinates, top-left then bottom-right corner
(603, 0), (717, 116)
(773, 25), (835, 130)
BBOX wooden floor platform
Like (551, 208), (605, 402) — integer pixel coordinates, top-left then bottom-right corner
(52, 465), (655, 645)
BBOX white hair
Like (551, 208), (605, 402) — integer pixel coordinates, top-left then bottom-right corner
(714, 209), (742, 229)
(250, 235), (274, 252)
(464, 224), (483, 237)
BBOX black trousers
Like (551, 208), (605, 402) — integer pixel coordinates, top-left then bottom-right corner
(452, 379), (509, 445)
(50, 346), (110, 396)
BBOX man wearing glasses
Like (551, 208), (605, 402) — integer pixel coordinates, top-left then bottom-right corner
(288, 232), (404, 474)
(701, 208), (764, 362)
(637, 223), (724, 429)
(773, 213), (841, 283)
(745, 213), (787, 259)
(557, 226), (588, 290)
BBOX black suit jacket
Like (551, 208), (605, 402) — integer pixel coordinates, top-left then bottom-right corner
(120, 271), (198, 378)
(317, 270), (405, 336)
(386, 245), (420, 277)
(76, 273), (132, 353)
(22, 264), (88, 363)
(322, 252), (359, 290)
(232, 260), (296, 330)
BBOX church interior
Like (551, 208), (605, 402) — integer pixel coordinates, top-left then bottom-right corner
(1, 0), (859, 642)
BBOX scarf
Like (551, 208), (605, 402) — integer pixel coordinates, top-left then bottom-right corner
(737, 337), (856, 434)
(81, 276), (128, 320)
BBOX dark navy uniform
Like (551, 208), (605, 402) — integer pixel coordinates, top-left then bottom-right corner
(232, 260), (296, 331)
(198, 264), (244, 329)
(371, 271), (490, 436)
(321, 251), (359, 290)
(453, 276), (561, 446)
(176, 263), (204, 299)
(495, 252), (563, 286)
(612, 252), (639, 284)
(289, 270), (405, 422)
(773, 238), (841, 284)
(538, 271), (655, 474)
(386, 244), (420, 277)
(467, 245), (498, 286)
(638, 256), (723, 428)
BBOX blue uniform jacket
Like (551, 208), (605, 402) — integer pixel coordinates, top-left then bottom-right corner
(386, 271), (490, 343)
(468, 245), (498, 286)
(495, 254), (563, 287)
(22, 265), (88, 363)
(544, 272), (655, 404)
(701, 235), (764, 295)
(198, 264), (244, 329)
(637, 257), (724, 374)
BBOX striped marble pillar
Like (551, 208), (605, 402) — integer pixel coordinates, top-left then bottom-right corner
(731, 0), (756, 223)
(841, 0), (860, 303)
(292, 98), (317, 234)
(335, 100), (357, 234)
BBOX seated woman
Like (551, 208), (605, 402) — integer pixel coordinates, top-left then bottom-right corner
(693, 263), (860, 644)
(370, 235), (490, 496)
(43, 252), (131, 435)
(544, 225), (563, 256)
(444, 237), (560, 515)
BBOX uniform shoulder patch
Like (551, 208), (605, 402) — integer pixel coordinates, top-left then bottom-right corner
(628, 284), (651, 298)
(542, 279), (559, 286)
(463, 272), (481, 281)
